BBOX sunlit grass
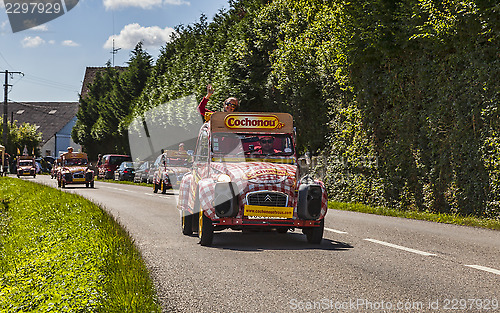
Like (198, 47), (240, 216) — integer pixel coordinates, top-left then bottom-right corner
(0, 177), (161, 312)
(329, 201), (500, 230)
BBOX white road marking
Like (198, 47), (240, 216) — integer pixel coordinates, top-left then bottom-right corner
(364, 238), (436, 256)
(325, 227), (348, 234)
(101, 186), (132, 193)
(465, 265), (500, 276)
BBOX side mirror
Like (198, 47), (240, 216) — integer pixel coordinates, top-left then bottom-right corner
(298, 152), (311, 177)
(298, 157), (310, 173)
(187, 150), (194, 156)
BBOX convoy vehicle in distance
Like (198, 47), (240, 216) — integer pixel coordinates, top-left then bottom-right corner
(153, 150), (191, 193)
(50, 159), (60, 178)
(57, 152), (95, 188)
(133, 160), (151, 183)
(16, 156), (36, 178)
(147, 158), (161, 184)
(114, 161), (136, 181)
(97, 154), (132, 179)
(178, 112), (328, 246)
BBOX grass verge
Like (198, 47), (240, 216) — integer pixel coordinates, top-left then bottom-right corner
(0, 177), (161, 312)
(329, 201), (500, 231)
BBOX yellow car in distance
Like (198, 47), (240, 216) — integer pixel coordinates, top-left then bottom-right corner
(57, 152), (95, 188)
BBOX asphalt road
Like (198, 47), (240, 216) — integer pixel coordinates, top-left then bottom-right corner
(28, 175), (499, 312)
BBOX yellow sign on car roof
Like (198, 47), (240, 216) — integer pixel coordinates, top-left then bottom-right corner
(210, 112), (294, 133)
(163, 150), (189, 158)
(18, 156), (34, 160)
(63, 152), (87, 159)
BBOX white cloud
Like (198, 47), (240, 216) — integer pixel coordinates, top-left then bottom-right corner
(48, 40), (56, 45)
(62, 40), (80, 47)
(103, 0), (189, 10)
(103, 23), (176, 49)
(31, 25), (49, 32)
(21, 36), (45, 48)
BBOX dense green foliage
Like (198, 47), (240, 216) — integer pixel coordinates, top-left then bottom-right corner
(0, 177), (161, 312)
(72, 0), (499, 218)
(0, 121), (42, 156)
(72, 42), (153, 159)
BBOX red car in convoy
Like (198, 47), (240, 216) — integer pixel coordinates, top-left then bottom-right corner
(97, 154), (132, 179)
(178, 112), (328, 246)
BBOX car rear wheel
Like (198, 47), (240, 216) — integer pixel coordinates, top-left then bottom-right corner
(199, 211), (214, 246)
(181, 211), (194, 236)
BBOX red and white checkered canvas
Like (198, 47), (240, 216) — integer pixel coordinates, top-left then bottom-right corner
(178, 161), (327, 220)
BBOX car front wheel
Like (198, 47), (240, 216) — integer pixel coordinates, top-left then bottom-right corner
(304, 219), (324, 244)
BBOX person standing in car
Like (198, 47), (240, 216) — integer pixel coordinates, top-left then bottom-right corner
(197, 84), (239, 120)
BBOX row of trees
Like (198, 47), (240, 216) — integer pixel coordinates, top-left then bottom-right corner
(72, 0), (499, 218)
(71, 43), (153, 159)
(0, 121), (42, 157)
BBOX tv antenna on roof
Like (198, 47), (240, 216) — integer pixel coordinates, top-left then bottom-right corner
(111, 38), (121, 67)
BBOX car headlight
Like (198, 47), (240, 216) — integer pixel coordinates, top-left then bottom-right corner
(217, 174), (231, 182)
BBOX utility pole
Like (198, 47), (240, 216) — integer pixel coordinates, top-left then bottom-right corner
(2, 70), (24, 148)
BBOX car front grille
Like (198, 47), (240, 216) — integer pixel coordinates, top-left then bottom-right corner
(246, 191), (288, 207)
(73, 172), (84, 179)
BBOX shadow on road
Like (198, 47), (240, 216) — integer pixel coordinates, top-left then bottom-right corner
(203, 231), (353, 252)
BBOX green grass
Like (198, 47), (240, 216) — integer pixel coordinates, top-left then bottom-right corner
(0, 177), (162, 312)
(329, 201), (500, 231)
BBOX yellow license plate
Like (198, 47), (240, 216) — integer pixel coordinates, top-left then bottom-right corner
(244, 205), (294, 218)
(73, 178), (85, 182)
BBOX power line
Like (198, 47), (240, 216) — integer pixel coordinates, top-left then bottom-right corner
(21, 78), (79, 92)
(24, 73), (79, 90)
(0, 51), (14, 70)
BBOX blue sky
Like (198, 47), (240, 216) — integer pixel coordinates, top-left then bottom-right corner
(0, 0), (230, 102)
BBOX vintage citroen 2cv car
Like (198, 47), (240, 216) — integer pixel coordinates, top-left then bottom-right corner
(178, 112), (328, 246)
(153, 150), (191, 193)
(57, 152), (95, 188)
(17, 156), (36, 178)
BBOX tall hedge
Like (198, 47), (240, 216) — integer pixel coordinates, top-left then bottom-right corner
(76, 0), (499, 217)
(267, 0), (499, 217)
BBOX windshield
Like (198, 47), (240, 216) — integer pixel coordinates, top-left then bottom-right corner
(64, 158), (88, 166)
(19, 161), (33, 167)
(211, 133), (294, 161)
(122, 162), (135, 168)
(165, 157), (189, 167)
(109, 156), (132, 165)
